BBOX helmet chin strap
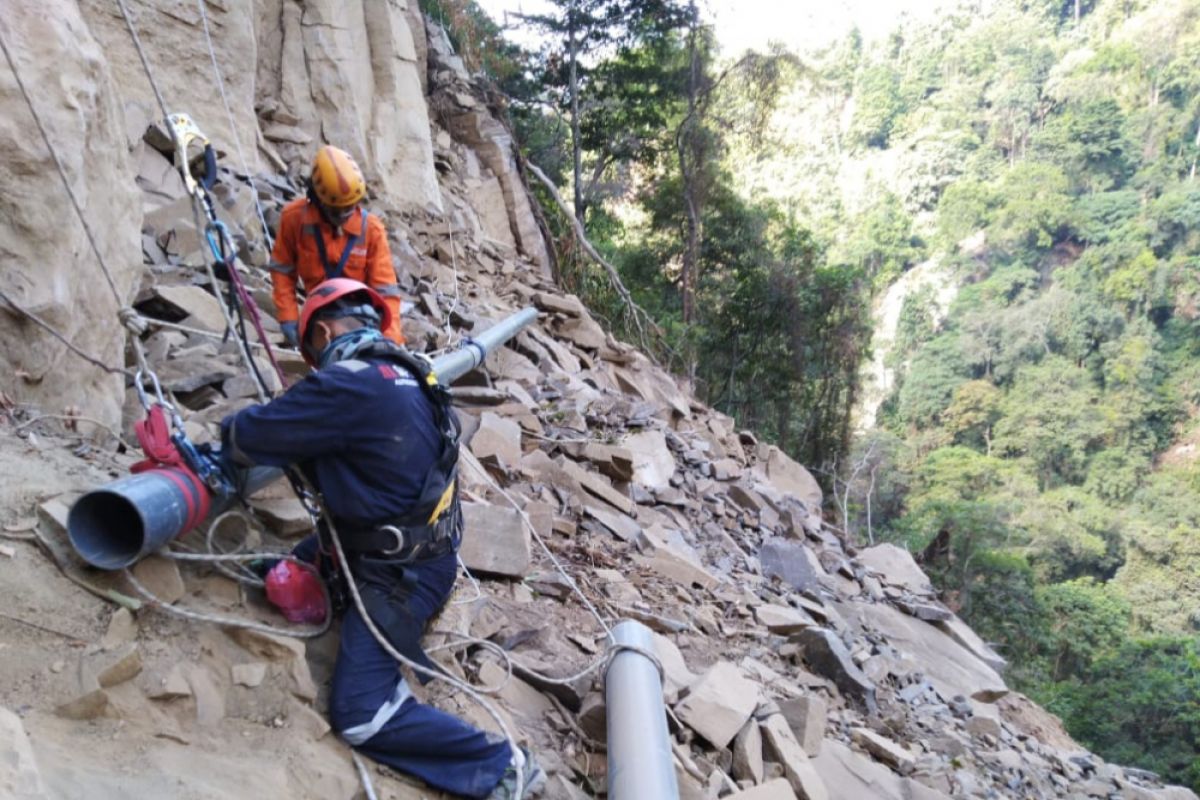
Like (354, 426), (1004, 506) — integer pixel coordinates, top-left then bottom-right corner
(317, 327), (386, 369)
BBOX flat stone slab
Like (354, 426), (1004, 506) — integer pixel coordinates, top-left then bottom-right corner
(459, 501), (531, 579)
(674, 661), (759, 749)
(759, 538), (824, 593)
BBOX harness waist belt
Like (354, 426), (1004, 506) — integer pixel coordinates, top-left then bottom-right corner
(339, 511), (457, 563)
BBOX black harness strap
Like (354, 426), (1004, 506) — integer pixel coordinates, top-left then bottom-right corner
(346, 340), (462, 533)
(308, 207), (367, 279)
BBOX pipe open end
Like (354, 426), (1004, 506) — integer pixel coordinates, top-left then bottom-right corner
(68, 490), (146, 570)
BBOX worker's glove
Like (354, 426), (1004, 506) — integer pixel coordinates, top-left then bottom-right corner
(280, 321), (299, 347)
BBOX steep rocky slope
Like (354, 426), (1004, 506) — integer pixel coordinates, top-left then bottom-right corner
(0, 2), (1196, 799)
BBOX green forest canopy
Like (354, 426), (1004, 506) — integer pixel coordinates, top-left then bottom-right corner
(427, 0), (1200, 787)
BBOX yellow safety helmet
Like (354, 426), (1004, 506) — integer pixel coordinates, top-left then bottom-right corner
(310, 145), (366, 209)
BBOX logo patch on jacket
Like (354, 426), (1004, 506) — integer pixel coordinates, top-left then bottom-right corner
(378, 364), (418, 387)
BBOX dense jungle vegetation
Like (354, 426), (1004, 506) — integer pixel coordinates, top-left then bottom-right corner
(424, 0), (1200, 787)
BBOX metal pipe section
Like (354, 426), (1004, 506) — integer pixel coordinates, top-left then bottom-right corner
(432, 306), (538, 384)
(605, 620), (679, 800)
(68, 307), (540, 569)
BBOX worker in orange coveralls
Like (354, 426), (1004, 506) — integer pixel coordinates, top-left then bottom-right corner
(269, 145), (405, 346)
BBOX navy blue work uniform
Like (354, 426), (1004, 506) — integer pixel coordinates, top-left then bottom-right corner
(222, 355), (512, 798)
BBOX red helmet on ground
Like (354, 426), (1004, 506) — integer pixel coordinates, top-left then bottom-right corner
(298, 278), (392, 366)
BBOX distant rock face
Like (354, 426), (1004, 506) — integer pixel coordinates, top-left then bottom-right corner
(0, 1), (141, 427)
(427, 25), (551, 274)
(0, 0), (464, 425)
(80, 0), (440, 211)
(254, 0), (440, 209)
(857, 255), (957, 431)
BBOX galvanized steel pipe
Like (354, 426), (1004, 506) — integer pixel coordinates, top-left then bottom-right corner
(606, 621), (679, 800)
(68, 307), (539, 569)
(431, 307), (538, 384)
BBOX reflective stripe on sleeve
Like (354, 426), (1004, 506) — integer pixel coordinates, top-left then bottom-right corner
(374, 283), (403, 297)
(339, 677), (412, 745)
(267, 261), (297, 275)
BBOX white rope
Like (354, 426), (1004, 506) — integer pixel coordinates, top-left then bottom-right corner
(463, 456), (615, 641)
(451, 554), (485, 606)
(163, 509), (273, 586)
(191, 201), (272, 402)
(319, 503), (529, 799)
(114, 0), (270, 405)
(442, 211), (463, 345)
(428, 628), (663, 691)
(195, 0), (275, 252)
(115, 0), (171, 120)
(351, 752), (380, 800)
(122, 565), (331, 639)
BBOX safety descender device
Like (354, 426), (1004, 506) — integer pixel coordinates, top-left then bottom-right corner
(167, 112), (232, 262)
(167, 112), (218, 195)
(165, 112), (288, 392)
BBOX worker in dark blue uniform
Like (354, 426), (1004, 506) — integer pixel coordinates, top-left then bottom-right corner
(220, 278), (543, 799)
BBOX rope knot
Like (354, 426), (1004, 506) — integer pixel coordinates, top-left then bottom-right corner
(119, 307), (148, 335)
(603, 642), (666, 687)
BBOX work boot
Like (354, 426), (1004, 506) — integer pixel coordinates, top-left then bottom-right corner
(487, 747), (545, 799)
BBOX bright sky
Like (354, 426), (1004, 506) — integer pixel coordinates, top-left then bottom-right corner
(473, 0), (946, 56)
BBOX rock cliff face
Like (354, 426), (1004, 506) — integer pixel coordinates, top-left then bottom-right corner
(0, 1), (141, 426)
(0, 3), (1196, 800)
(2, 0), (546, 426)
(856, 254), (959, 431)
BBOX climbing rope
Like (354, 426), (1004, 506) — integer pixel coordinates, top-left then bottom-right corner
(171, 113), (280, 401)
(442, 211), (463, 345)
(195, 0), (276, 252)
(116, 0), (284, 400)
(315, 494), (529, 800)
(0, 287), (132, 378)
(0, 25), (139, 320)
(451, 554), (485, 606)
(427, 628), (663, 693)
(463, 456), (616, 640)
(115, 0), (172, 121)
(123, 563), (332, 640)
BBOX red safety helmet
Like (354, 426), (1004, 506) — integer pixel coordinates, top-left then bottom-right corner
(297, 278), (392, 366)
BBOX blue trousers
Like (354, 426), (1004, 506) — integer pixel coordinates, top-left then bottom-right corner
(298, 538), (512, 798)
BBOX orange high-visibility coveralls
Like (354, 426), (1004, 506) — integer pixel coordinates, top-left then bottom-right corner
(270, 198), (404, 344)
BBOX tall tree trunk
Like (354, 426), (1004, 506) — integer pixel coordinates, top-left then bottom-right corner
(568, 2), (584, 226)
(1074, 0), (1080, 23)
(679, 1), (701, 337)
(866, 466), (876, 545)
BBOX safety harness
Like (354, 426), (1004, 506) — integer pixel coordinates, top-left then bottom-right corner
(328, 339), (463, 564)
(304, 188), (369, 280)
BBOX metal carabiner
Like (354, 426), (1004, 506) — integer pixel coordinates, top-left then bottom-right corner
(377, 525), (407, 556)
(133, 368), (152, 412)
(135, 367), (188, 434)
(134, 367), (168, 411)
